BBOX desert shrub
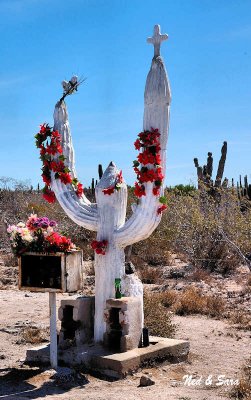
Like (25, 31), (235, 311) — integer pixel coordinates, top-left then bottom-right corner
(187, 267), (212, 282)
(1, 184), (251, 274)
(167, 184), (196, 196)
(3, 253), (17, 268)
(230, 358), (251, 399)
(204, 294), (226, 318)
(83, 261), (95, 276)
(244, 275), (251, 294)
(131, 228), (172, 267)
(161, 189), (251, 274)
(138, 265), (163, 284)
(230, 311), (251, 331)
(171, 288), (207, 315)
(172, 287), (226, 317)
(127, 188), (172, 267)
(150, 288), (225, 318)
(144, 291), (176, 338)
(158, 290), (178, 308)
(21, 327), (49, 344)
(0, 276), (15, 287)
(143, 287), (225, 334)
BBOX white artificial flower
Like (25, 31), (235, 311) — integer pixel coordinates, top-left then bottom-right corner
(17, 222), (25, 228)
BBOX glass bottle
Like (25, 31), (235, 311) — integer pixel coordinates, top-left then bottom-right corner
(115, 278), (122, 299)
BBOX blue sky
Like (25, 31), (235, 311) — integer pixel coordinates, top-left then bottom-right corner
(0, 0), (251, 188)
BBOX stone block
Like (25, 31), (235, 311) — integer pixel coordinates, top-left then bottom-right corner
(58, 296), (94, 347)
(104, 297), (142, 352)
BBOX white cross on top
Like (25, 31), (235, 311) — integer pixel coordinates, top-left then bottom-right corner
(147, 25), (168, 57)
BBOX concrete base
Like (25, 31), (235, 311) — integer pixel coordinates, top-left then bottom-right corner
(25, 336), (189, 378)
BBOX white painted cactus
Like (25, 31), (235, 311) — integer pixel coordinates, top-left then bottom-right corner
(51, 25), (171, 342)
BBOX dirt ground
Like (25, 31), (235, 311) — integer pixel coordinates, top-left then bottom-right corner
(0, 288), (250, 400)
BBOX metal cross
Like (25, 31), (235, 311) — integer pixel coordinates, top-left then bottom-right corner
(147, 25), (168, 57)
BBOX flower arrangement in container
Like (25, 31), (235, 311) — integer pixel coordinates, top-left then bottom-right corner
(7, 214), (76, 256)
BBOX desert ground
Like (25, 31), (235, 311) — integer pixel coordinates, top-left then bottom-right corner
(0, 252), (250, 400)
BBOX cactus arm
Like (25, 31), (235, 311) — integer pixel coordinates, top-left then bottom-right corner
(51, 177), (98, 230)
(114, 184), (161, 248)
(51, 100), (98, 231)
(115, 49), (171, 248)
(53, 101), (77, 181)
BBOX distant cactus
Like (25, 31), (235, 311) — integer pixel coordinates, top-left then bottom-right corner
(194, 141), (228, 193)
(98, 164), (103, 179)
(237, 175), (251, 210)
(91, 178), (95, 194)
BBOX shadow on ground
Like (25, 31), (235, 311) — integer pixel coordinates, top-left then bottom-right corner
(0, 366), (89, 399)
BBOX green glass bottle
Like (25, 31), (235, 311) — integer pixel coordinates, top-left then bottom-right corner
(115, 278), (122, 299)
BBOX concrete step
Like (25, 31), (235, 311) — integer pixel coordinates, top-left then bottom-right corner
(25, 336), (189, 378)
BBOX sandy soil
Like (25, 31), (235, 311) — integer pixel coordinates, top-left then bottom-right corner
(0, 288), (250, 400)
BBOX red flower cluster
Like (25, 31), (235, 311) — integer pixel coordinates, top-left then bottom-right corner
(157, 204), (168, 215)
(45, 232), (75, 252)
(153, 187), (161, 196)
(137, 150), (161, 166)
(133, 128), (164, 198)
(91, 239), (108, 255)
(42, 186), (56, 203)
(35, 123), (85, 203)
(135, 128), (161, 148)
(134, 182), (146, 197)
(103, 170), (124, 196)
(103, 186), (115, 195)
(76, 182), (84, 197)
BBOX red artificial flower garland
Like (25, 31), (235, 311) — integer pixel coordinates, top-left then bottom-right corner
(157, 204), (168, 215)
(102, 170), (124, 195)
(133, 128), (167, 214)
(133, 128), (164, 198)
(91, 239), (108, 255)
(35, 123), (85, 203)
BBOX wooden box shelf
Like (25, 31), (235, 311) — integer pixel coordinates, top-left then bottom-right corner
(18, 250), (83, 293)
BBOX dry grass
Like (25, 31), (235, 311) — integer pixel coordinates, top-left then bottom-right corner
(144, 292), (176, 338)
(172, 287), (226, 317)
(161, 189), (251, 274)
(83, 261), (95, 276)
(21, 327), (49, 344)
(3, 254), (17, 268)
(1, 188), (251, 276)
(0, 258), (18, 288)
(187, 267), (212, 283)
(230, 358), (251, 399)
(230, 311), (251, 331)
(145, 287), (226, 319)
(138, 265), (163, 284)
(243, 275), (251, 294)
(158, 290), (178, 308)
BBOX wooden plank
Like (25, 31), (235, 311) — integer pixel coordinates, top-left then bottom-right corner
(19, 286), (63, 293)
